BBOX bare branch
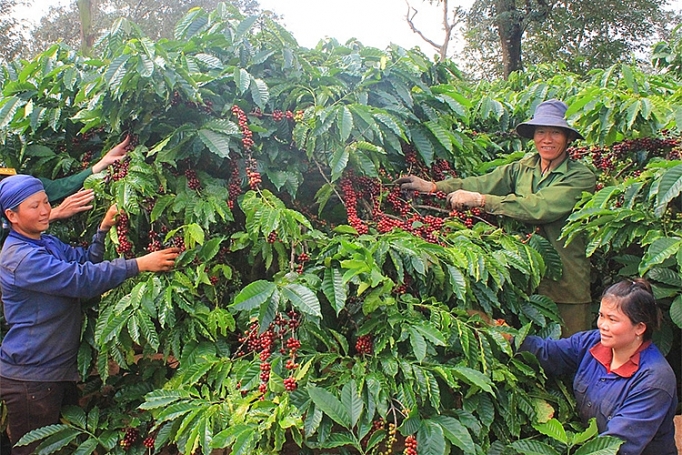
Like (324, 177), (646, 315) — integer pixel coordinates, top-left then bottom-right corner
(405, 0), (442, 50)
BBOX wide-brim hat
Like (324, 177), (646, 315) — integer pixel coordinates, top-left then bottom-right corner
(515, 99), (584, 140)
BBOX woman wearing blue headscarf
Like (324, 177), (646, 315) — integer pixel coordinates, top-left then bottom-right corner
(0, 175), (179, 454)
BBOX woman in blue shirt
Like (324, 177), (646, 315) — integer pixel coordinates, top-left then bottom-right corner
(0, 175), (180, 455)
(520, 278), (677, 454)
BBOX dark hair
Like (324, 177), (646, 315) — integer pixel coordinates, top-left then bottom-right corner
(601, 278), (661, 340)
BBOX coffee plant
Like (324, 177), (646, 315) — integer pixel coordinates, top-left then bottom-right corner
(1, 2), (682, 455)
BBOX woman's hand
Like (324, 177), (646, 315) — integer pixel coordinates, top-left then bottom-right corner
(99, 205), (120, 231)
(92, 135), (131, 174)
(49, 189), (95, 221)
(136, 248), (181, 272)
(394, 175), (437, 193)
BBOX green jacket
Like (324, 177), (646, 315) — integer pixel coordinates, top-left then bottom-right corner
(435, 153), (596, 304)
(40, 168), (93, 202)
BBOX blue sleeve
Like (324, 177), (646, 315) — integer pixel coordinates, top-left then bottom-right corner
(602, 377), (675, 454)
(13, 247), (138, 300)
(44, 230), (108, 264)
(519, 331), (599, 376)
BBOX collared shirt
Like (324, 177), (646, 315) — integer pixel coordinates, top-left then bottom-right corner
(0, 230), (138, 382)
(520, 330), (677, 455)
(590, 339), (651, 377)
(435, 153), (596, 303)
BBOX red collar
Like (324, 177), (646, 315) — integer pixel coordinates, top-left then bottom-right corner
(590, 340), (651, 378)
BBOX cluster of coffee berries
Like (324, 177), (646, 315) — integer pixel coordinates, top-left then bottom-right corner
(236, 310), (302, 395)
(285, 336), (301, 365)
(228, 166), (242, 209)
(185, 169), (202, 191)
(107, 155), (131, 182)
(393, 274), (413, 295)
(340, 175), (368, 235)
(386, 186), (412, 217)
(81, 150), (93, 169)
(142, 196), (157, 213)
(296, 252), (310, 274)
(270, 109), (297, 122)
(170, 90), (213, 114)
(267, 231), (278, 243)
(430, 158), (457, 181)
(569, 136), (682, 175)
(355, 334), (373, 355)
(339, 169), (457, 241)
(120, 427), (139, 449)
(231, 105), (254, 150)
(116, 213), (134, 258)
(283, 376), (298, 391)
(125, 134), (139, 150)
(372, 418), (385, 432)
(450, 209), (483, 229)
(169, 236), (186, 253)
(147, 229), (162, 252)
(170, 90), (183, 106)
(246, 158), (262, 190)
(142, 434), (155, 449)
(71, 129), (99, 147)
(294, 110), (305, 122)
(404, 435), (418, 455)
(379, 422), (398, 455)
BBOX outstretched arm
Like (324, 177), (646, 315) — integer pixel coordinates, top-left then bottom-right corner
(92, 135), (131, 174)
(49, 189), (95, 221)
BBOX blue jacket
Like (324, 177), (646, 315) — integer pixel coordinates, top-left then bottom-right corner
(0, 230), (138, 382)
(521, 330), (677, 455)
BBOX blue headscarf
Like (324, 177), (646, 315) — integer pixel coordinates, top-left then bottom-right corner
(0, 175), (45, 213)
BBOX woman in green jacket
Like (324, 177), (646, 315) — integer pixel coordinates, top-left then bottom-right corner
(397, 99), (596, 335)
(0, 135), (131, 222)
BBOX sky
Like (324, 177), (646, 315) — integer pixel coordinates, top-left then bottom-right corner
(17, 0), (682, 56)
(17, 0), (464, 56)
(257, 0), (452, 52)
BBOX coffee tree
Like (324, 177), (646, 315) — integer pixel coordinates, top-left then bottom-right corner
(1, 3), (680, 455)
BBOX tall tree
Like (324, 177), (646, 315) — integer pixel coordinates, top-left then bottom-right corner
(463, 0), (551, 79)
(0, 0), (31, 63)
(78, 0), (95, 56)
(523, 0), (670, 72)
(462, 0), (673, 79)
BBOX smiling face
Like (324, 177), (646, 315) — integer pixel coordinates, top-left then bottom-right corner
(4, 191), (51, 239)
(533, 126), (573, 168)
(597, 296), (646, 352)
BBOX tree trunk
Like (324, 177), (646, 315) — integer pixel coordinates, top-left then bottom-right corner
(494, 0), (524, 79)
(78, 0), (95, 56)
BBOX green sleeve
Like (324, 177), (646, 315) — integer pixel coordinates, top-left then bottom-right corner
(40, 168), (94, 202)
(434, 163), (516, 195)
(483, 164), (595, 224)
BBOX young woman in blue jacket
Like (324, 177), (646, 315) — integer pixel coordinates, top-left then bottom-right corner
(520, 278), (678, 454)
